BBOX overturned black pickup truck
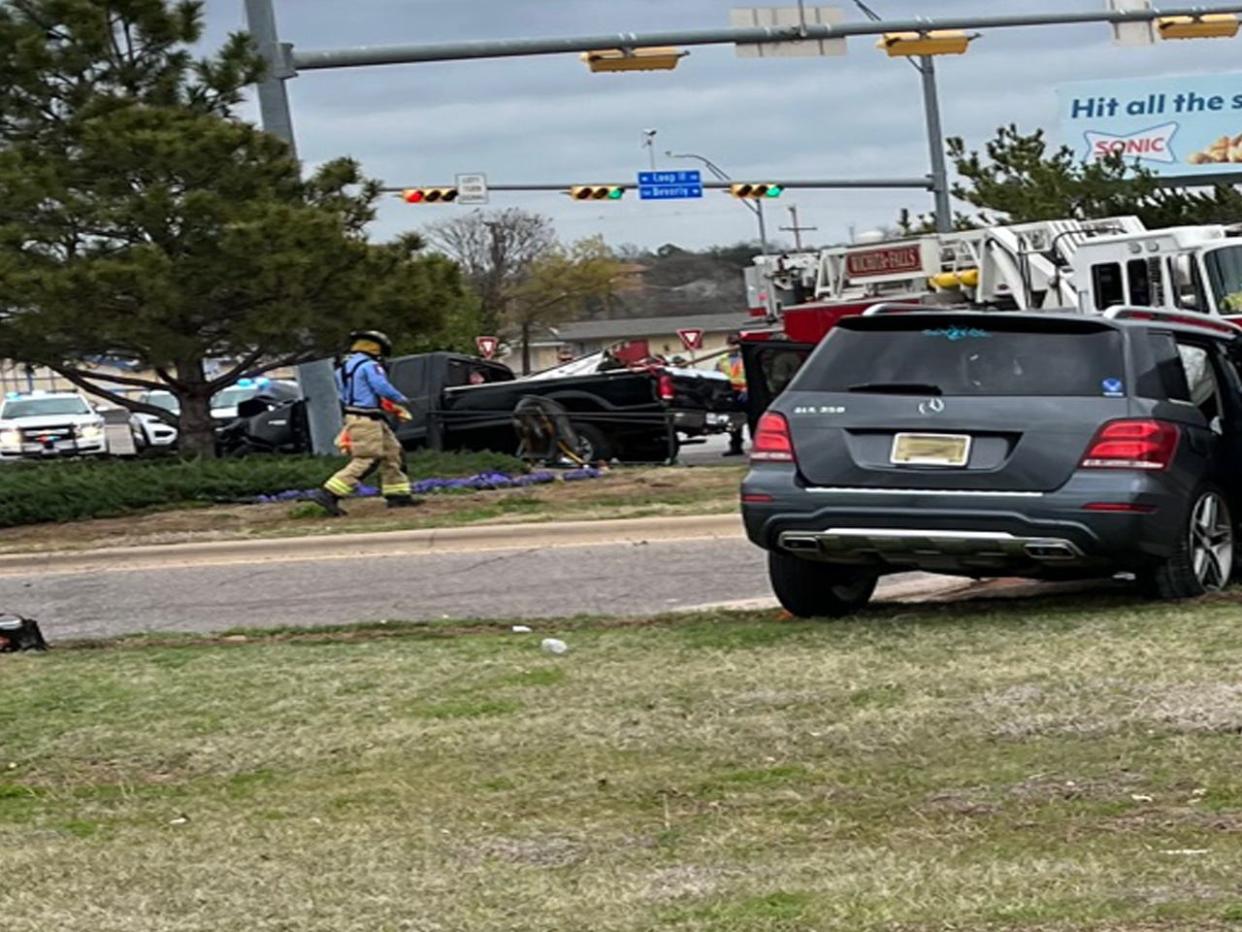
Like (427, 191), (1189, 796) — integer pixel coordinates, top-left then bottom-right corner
(386, 351), (743, 462)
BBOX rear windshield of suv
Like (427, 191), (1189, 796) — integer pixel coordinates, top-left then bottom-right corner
(791, 320), (1125, 397)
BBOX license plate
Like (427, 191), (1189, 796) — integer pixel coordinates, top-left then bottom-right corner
(890, 432), (971, 466)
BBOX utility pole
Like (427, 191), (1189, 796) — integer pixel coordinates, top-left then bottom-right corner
(779, 205), (817, 250)
(853, 0), (951, 233)
(919, 54), (952, 234)
(243, 0), (341, 456)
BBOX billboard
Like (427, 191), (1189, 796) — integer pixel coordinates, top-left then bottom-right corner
(1057, 73), (1242, 175)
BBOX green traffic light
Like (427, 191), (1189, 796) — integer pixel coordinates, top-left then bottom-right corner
(608, 187), (624, 200)
(765, 185), (783, 198)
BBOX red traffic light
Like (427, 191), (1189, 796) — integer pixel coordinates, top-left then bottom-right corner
(402, 189), (425, 204)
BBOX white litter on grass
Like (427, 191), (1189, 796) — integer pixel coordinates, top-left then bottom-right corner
(1161, 849), (1209, 856)
(512, 625), (532, 633)
(1130, 794), (1155, 803)
(541, 638), (569, 655)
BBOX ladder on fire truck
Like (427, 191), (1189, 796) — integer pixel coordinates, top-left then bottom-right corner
(755, 216), (1147, 312)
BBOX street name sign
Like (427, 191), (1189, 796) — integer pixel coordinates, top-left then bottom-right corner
(638, 170), (703, 200)
(730, 7), (846, 57)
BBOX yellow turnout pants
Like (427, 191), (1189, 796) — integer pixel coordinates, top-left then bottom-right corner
(324, 415), (411, 498)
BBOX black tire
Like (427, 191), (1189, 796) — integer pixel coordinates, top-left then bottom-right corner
(768, 550), (878, 619)
(1138, 484), (1234, 600)
(573, 423), (614, 463)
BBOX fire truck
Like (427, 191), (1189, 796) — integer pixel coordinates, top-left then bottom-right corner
(738, 217), (1242, 422)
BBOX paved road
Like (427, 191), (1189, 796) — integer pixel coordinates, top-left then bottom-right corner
(0, 537), (773, 641)
(678, 432), (746, 466)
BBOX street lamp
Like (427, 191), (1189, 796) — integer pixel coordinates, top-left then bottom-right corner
(668, 150), (778, 319)
(853, 0), (954, 233)
(642, 129), (658, 170)
(665, 151), (771, 258)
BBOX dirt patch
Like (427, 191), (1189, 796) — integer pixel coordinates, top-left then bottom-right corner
(0, 465), (743, 554)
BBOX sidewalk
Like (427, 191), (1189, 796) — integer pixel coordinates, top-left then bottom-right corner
(0, 513), (745, 575)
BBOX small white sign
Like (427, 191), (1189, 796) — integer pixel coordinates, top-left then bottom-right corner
(456, 172), (489, 205)
(731, 6), (846, 58)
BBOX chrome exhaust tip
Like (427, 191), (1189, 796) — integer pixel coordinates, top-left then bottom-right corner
(780, 534), (821, 553)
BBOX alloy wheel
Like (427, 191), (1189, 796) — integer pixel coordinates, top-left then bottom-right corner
(1190, 491), (1234, 591)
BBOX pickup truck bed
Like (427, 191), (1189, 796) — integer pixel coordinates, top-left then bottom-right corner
(388, 352), (741, 462)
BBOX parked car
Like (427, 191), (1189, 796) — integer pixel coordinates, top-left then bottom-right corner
(388, 351), (741, 463)
(0, 390), (107, 460)
(741, 307), (1242, 617)
(130, 379), (299, 450)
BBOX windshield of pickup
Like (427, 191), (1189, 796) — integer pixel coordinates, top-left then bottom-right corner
(790, 320), (1125, 397)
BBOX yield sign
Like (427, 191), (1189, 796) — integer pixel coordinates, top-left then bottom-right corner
(677, 328), (704, 351)
(475, 335), (499, 359)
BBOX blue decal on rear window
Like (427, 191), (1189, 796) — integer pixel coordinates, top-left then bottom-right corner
(1101, 377), (1124, 396)
(923, 327), (990, 341)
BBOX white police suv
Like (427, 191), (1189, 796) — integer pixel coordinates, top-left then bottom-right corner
(0, 391), (108, 460)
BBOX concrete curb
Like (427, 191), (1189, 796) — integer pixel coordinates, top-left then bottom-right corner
(0, 513), (746, 576)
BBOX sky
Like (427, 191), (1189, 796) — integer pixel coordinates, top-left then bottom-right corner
(201, 1), (1242, 252)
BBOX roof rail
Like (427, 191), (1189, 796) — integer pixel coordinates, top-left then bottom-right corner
(1103, 306), (1242, 336)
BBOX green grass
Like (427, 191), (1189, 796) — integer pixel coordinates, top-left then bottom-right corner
(4, 594), (1242, 930)
(0, 449), (523, 527)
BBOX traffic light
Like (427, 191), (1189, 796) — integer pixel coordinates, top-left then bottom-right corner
(401, 187), (458, 204)
(569, 185), (626, 201)
(580, 47), (686, 72)
(877, 30), (972, 57)
(729, 183), (784, 199)
(1157, 14), (1239, 39)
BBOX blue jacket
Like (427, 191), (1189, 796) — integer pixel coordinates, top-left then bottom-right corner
(336, 353), (408, 412)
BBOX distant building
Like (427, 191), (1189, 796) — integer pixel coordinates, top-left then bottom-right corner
(521, 311), (756, 371)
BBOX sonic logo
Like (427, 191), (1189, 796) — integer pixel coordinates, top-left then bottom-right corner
(1084, 122), (1178, 165)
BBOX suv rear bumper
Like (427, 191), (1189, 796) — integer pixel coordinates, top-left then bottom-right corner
(741, 468), (1189, 576)
(778, 527), (1084, 565)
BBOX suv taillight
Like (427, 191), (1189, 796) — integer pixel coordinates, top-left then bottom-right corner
(657, 373), (676, 402)
(751, 412), (795, 463)
(1081, 419), (1179, 470)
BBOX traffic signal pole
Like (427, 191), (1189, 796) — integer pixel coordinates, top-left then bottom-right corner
(919, 55), (953, 235)
(235, 0), (1242, 446)
(289, 7), (1242, 70)
(244, 0), (342, 456)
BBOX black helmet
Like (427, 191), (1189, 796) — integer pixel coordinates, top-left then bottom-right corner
(349, 329), (393, 357)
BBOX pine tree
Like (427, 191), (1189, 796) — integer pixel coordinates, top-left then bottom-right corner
(0, 1), (473, 456)
(945, 125), (1242, 228)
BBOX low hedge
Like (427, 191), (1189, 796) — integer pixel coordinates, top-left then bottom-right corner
(0, 450), (524, 528)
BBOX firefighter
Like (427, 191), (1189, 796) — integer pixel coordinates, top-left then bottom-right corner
(717, 333), (748, 456)
(309, 330), (420, 516)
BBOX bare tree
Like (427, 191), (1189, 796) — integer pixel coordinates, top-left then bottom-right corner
(507, 236), (621, 374)
(423, 209), (556, 334)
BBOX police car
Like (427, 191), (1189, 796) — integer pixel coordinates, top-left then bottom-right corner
(0, 390), (108, 460)
(129, 378), (298, 450)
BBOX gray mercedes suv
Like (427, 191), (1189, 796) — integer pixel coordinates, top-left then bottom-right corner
(740, 307), (1242, 617)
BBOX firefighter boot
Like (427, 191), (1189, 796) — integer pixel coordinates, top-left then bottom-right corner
(308, 488), (347, 517)
(385, 495), (424, 509)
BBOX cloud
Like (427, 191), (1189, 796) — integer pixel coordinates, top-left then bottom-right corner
(204, 0), (1242, 249)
